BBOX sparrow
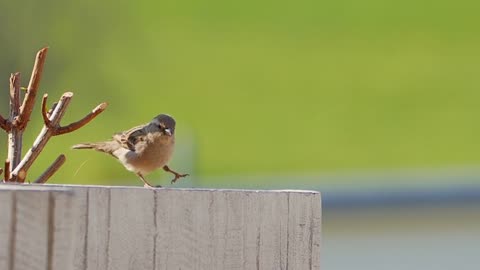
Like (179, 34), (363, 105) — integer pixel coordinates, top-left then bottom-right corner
(72, 114), (189, 187)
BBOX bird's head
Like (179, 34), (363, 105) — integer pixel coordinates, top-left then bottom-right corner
(151, 114), (176, 136)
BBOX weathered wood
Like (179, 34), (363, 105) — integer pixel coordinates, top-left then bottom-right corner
(51, 189), (77, 270)
(0, 185), (76, 270)
(0, 189), (14, 269)
(0, 185), (321, 270)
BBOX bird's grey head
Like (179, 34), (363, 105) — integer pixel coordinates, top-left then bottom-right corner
(150, 114), (176, 136)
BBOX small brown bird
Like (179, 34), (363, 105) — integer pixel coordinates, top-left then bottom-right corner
(72, 114), (188, 187)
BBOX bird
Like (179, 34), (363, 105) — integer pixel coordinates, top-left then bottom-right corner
(72, 114), (189, 187)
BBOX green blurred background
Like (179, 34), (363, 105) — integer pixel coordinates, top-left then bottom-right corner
(1, 1), (480, 269)
(1, 0), (479, 186)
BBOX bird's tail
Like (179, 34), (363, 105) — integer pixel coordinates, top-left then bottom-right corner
(72, 141), (120, 158)
(71, 143), (97, 150)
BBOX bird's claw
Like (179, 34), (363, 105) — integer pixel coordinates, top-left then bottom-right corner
(171, 173), (189, 184)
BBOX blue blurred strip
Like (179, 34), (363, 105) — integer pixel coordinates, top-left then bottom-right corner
(320, 184), (480, 210)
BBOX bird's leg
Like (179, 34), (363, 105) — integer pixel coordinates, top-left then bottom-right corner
(136, 173), (155, 188)
(163, 165), (189, 184)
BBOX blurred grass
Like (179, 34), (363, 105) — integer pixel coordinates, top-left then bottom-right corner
(0, 0), (479, 185)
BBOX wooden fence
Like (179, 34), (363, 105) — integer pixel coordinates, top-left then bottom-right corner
(0, 184), (321, 270)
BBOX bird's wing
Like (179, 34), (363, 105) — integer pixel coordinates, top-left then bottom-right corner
(112, 124), (147, 152)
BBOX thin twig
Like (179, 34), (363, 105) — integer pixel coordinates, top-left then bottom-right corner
(34, 154), (66, 184)
(4, 160), (10, 182)
(55, 102), (108, 135)
(11, 92), (73, 181)
(8, 73), (23, 171)
(16, 47), (48, 130)
(41, 94), (53, 128)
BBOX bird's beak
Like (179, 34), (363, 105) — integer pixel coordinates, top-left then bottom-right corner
(164, 128), (172, 136)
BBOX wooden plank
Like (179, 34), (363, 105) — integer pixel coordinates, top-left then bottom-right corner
(0, 185), (76, 270)
(71, 188), (88, 270)
(0, 190), (14, 270)
(154, 189), (312, 270)
(156, 189), (201, 269)
(155, 189), (214, 270)
(311, 193), (322, 270)
(287, 192), (322, 270)
(85, 187), (110, 270)
(106, 187), (155, 270)
(50, 190), (76, 270)
(13, 189), (50, 270)
(256, 192), (289, 270)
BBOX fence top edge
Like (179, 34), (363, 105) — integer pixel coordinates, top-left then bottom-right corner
(4, 183), (319, 195)
(0, 183), (73, 193)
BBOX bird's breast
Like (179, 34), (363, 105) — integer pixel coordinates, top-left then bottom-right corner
(126, 135), (175, 175)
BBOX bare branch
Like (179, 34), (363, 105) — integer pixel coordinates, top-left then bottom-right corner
(34, 154), (66, 184)
(8, 73), (23, 171)
(47, 102), (58, 118)
(55, 102), (108, 135)
(41, 94), (53, 128)
(4, 160), (10, 182)
(11, 92), (73, 182)
(16, 47), (48, 130)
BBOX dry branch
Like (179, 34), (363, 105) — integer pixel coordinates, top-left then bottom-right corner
(55, 102), (108, 135)
(16, 47), (48, 129)
(2, 47), (107, 183)
(11, 92), (73, 181)
(34, 154), (66, 184)
(8, 73), (23, 169)
(11, 92), (107, 182)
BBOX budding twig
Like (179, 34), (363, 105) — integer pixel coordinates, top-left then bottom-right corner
(34, 154), (66, 184)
